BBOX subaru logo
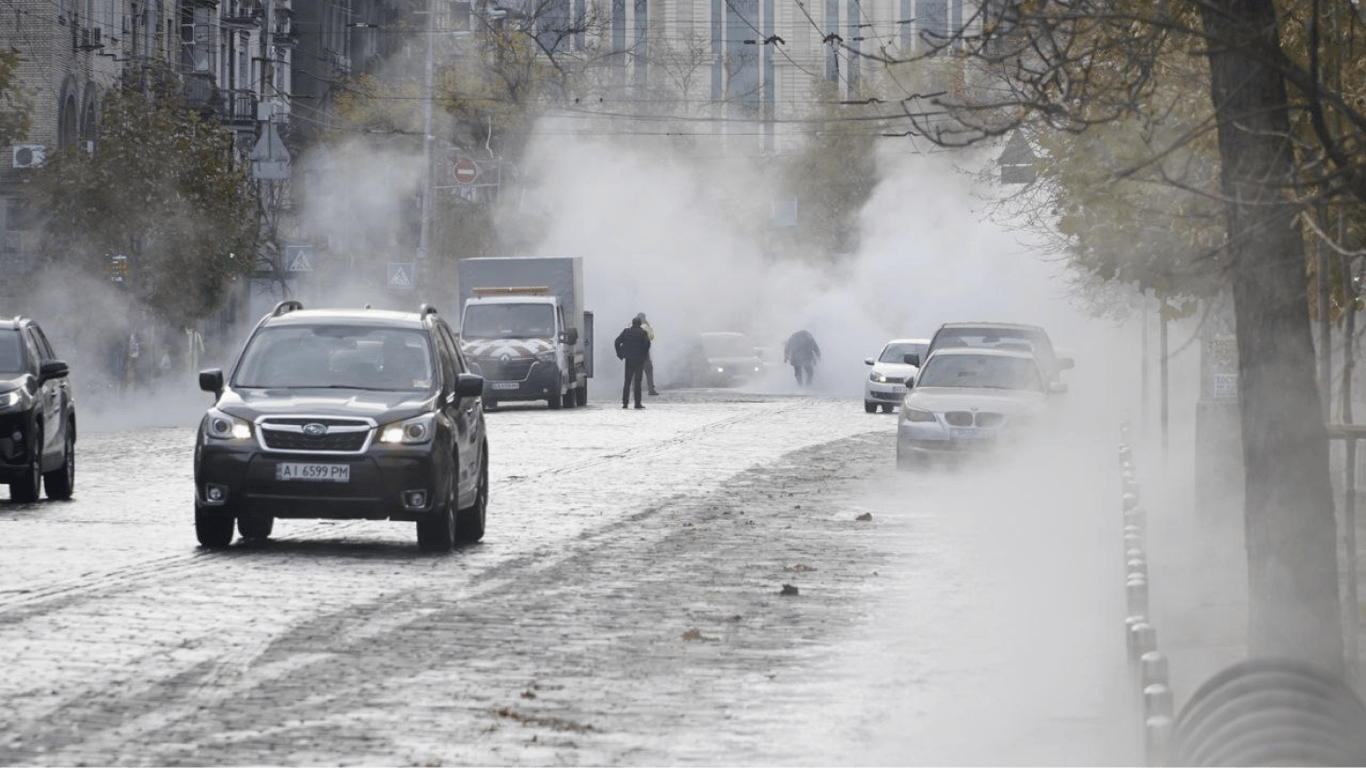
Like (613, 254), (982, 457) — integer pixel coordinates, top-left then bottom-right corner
(303, 423), (328, 437)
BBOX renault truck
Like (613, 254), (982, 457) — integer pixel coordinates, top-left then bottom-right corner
(457, 256), (593, 409)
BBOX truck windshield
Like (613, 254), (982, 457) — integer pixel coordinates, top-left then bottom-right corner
(462, 303), (555, 339)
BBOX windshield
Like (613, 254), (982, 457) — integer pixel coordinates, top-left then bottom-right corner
(917, 354), (1044, 392)
(462, 303), (555, 339)
(879, 342), (928, 364)
(702, 334), (755, 358)
(0, 332), (23, 374)
(931, 328), (1051, 362)
(233, 325), (434, 391)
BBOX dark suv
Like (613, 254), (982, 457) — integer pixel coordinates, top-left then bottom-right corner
(194, 301), (488, 551)
(0, 316), (76, 502)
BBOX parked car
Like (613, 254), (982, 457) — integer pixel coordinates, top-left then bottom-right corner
(895, 347), (1055, 469)
(864, 337), (929, 413)
(0, 316), (75, 502)
(194, 301), (488, 551)
(682, 332), (766, 387)
(922, 321), (1074, 390)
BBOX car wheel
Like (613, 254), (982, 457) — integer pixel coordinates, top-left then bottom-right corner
(9, 424), (41, 503)
(237, 514), (274, 540)
(575, 384), (587, 406)
(881, 403), (895, 414)
(416, 480), (457, 552)
(456, 447), (488, 544)
(864, 401), (877, 413)
(195, 505), (235, 548)
(42, 422), (75, 500)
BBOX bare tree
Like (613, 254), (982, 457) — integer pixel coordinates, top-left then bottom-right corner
(861, 0), (1366, 672)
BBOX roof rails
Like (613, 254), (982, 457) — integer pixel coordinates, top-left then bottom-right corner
(272, 300), (304, 316)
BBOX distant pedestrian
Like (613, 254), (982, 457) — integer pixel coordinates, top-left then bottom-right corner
(636, 312), (659, 395)
(783, 329), (821, 386)
(615, 316), (652, 409)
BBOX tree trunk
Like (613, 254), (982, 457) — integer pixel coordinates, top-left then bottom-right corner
(1200, 0), (1344, 672)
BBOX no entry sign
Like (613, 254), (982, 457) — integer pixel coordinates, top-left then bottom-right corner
(453, 158), (479, 184)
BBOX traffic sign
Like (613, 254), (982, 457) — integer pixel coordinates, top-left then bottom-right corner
(286, 245), (314, 272)
(388, 262), (415, 291)
(453, 158), (479, 185)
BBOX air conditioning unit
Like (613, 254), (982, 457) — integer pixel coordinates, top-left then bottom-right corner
(12, 144), (45, 168)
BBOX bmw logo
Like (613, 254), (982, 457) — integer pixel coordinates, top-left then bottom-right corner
(303, 423), (328, 437)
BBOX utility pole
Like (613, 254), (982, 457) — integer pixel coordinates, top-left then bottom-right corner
(417, 0), (435, 265)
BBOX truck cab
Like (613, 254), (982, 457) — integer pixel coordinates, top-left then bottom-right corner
(459, 287), (590, 409)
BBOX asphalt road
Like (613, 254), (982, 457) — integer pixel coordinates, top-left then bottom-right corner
(0, 388), (1139, 766)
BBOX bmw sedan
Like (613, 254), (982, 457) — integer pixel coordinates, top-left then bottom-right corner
(895, 347), (1057, 469)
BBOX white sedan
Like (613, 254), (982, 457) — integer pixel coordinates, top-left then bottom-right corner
(895, 347), (1058, 469)
(864, 338), (929, 413)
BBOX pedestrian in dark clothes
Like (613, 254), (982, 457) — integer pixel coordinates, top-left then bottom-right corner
(615, 316), (652, 409)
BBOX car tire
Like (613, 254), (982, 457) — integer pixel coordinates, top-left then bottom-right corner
(864, 401), (877, 413)
(881, 403), (894, 414)
(42, 422), (75, 500)
(237, 514), (274, 540)
(456, 447), (488, 544)
(575, 384), (587, 407)
(9, 424), (41, 503)
(562, 389), (576, 409)
(416, 479), (457, 552)
(196, 506), (235, 548)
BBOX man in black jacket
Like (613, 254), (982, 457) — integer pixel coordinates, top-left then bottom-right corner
(615, 316), (652, 409)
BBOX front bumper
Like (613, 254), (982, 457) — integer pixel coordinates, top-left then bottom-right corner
(0, 413), (34, 481)
(865, 381), (907, 403)
(475, 359), (560, 401)
(195, 443), (447, 522)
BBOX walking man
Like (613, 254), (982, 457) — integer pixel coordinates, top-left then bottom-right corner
(783, 329), (821, 387)
(615, 315), (652, 409)
(636, 312), (659, 395)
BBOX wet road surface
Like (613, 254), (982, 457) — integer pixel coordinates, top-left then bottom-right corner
(0, 390), (1138, 765)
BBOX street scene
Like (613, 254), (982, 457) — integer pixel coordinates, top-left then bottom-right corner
(0, 375), (1141, 765)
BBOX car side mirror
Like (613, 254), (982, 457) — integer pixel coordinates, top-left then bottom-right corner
(561, 328), (579, 345)
(903, 354), (920, 366)
(199, 368), (224, 396)
(1058, 356), (1075, 371)
(38, 359), (69, 382)
(456, 372), (485, 399)
(1049, 381), (1069, 395)
(864, 357), (874, 366)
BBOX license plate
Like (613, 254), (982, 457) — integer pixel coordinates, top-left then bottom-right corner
(276, 462), (350, 482)
(890, 385), (906, 394)
(490, 382), (519, 390)
(949, 427), (994, 441)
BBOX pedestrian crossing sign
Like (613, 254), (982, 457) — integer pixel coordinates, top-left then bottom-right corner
(285, 245), (314, 272)
(388, 263), (415, 291)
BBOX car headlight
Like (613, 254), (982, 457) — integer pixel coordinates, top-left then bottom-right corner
(901, 406), (937, 423)
(0, 387), (30, 414)
(534, 351), (557, 364)
(379, 413), (434, 445)
(204, 409), (253, 441)
(870, 371), (888, 383)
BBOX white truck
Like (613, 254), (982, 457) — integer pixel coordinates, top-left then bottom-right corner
(456, 256), (594, 409)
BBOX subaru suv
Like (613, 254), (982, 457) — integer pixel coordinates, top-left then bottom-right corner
(0, 316), (76, 502)
(194, 301), (488, 551)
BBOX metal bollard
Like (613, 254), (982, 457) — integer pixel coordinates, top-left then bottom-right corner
(1145, 682), (1174, 720)
(1141, 651), (1169, 691)
(1127, 575), (1149, 618)
(1146, 714), (1173, 767)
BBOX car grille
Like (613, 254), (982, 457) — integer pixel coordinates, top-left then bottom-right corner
(473, 357), (534, 381)
(944, 411), (1006, 428)
(259, 417), (373, 453)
